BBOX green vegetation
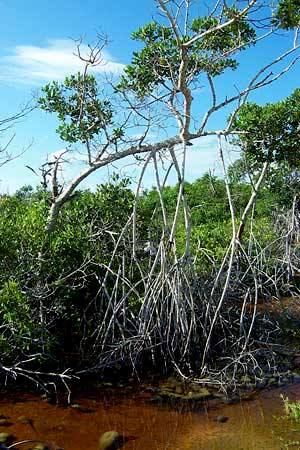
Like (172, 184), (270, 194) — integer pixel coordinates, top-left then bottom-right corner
(1, 0), (300, 386)
(0, 165), (299, 375)
(281, 395), (300, 421)
(232, 89), (300, 168)
(118, 13), (256, 98)
(39, 73), (115, 144)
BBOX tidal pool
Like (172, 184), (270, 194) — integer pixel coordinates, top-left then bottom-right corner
(1, 382), (300, 450)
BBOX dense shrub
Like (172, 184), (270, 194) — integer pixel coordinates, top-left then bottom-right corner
(0, 169), (297, 370)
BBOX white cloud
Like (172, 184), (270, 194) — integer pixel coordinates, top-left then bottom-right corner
(0, 39), (125, 85)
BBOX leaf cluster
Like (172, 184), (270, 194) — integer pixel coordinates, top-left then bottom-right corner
(118, 10), (256, 98)
(274, 0), (300, 29)
(38, 73), (114, 143)
(232, 89), (300, 167)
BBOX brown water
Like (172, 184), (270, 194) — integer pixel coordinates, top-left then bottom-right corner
(1, 383), (300, 450)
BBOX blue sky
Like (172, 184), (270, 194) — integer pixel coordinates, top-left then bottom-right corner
(0, 1), (299, 193)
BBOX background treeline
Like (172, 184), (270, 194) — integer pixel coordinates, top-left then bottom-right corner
(1, 161), (299, 374)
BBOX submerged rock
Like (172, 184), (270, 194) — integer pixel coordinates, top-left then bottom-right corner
(214, 415), (229, 423)
(0, 420), (11, 427)
(70, 403), (94, 413)
(17, 415), (37, 432)
(17, 415), (32, 424)
(31, 443), (61, 450)
(99, 431), (123, 450)
(32, 444), (48, 450)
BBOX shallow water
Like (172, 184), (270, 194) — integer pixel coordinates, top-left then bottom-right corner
(1, 382), (300, 450)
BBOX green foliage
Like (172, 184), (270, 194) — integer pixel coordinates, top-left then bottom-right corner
(227, 159), (249, 184)
(275, 0), (300, 29)
(263, 163), (300, 209)
(118, 11), (256, 98)
(0, 193), (47, 283)
(0, 164), (299, 369)
(0, 178), (137, 365)
(281, 394), (300, 420)
(139, 171), (273, 269)
(191, 221), (232, 265)
(232, 89), (300, 167)
(38, 73), (114, 143)
(0, 281), (33, 353)
(185, 175), (231, 223)
(3, 0), (300, 379)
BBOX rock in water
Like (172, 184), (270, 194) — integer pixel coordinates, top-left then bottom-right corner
(32, 444), (48, 450)
(99, 431), (123, 450)
(17, 415), (31, 424)
(0, 420), (11, 427)
(214, 414), (229, 423)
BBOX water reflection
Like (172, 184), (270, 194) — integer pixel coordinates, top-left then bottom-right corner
(0, 383), (300, 450)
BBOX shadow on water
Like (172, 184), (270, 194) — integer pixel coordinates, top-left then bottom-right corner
(1, 383), (300, 450)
